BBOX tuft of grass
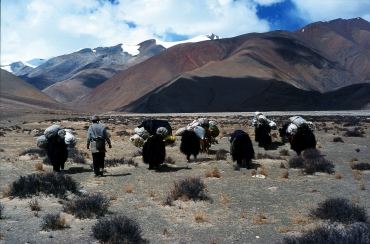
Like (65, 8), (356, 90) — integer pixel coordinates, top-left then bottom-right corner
(205, 168), (213, 178)
(212, 168), (221, 178)
(29, 197), (41, 211)
(219, 193), (230, 203)
(35, 163), (44, 171)
(63, 192), (110, 219)
(280, 162), (286, 169)
(92, 215), (142, 243)
(253, 213), (267, 225)
(354, 170), (362, 181)
(259, 167), (268, 177)
(194, 211), (208, 223)
(360, 182), (366, 190)
(8, 172), (79, 198)
(281, 170), (289, 179)
(116, 130), (130, 136)
(250, 169), (257, 176)
(335, 172), (342, 179)
(124, 184), (134, 193)
(309, 197), (368, 224)
(350, 162), (370, 171)
(41, 213), (70, 231)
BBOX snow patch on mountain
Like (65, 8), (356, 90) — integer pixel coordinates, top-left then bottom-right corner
(156, 33), (221, 48)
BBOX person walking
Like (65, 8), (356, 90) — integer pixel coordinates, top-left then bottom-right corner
(86, 115), (112, 177)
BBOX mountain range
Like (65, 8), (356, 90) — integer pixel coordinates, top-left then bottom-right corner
(1, 18), (369, 112)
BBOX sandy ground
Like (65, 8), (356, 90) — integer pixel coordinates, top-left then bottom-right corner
(0, 111), (369, 243)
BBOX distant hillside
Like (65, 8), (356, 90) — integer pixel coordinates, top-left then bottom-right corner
(73, 18), (370, 112)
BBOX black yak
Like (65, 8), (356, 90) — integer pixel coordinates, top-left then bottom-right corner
(254, 123), (272, 150)
(47, 136), (68, 172)
(229, 130), (255, 169)
(142, 135), (166, 170)
(289, 126), (316, 156)
(279, 122), (291, 143)
(180, 130), (200, 162)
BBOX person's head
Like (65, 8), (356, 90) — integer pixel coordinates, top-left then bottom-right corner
(91, 115), (100, 123)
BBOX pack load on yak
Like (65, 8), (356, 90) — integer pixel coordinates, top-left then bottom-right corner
(175, 118), (219, 140)
(37, 125), (77, 150)
(251, 112), (276, 149)
(130, 119), (175, 148)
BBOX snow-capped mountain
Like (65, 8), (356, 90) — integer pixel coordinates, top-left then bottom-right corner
(1, 59), (47, 75)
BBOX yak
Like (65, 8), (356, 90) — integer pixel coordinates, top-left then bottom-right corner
(180, 130), (200, 162)
(142, 135), (166, 170)
(254, 123), (272, 150)
(289, 126), (316, 156)
(47, 136), (68, 172)
(229, 130), (255, 169)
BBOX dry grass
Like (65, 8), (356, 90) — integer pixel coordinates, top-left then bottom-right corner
(212, 168), (221, 178)
(291, 216), (314, 225)
(2, 187), (11, 198)
(277, 226), (297, 233)
(317, 143), (322, 148)
(354, 170), (362, 181)
(35, 163), (44, 171)
(205, 168), (213, 178)
(311, 189), (318, 193)
(335, 172), (343, 179)
(194, 211), (208, 223)
(163, 228), (170, 236)
(28, 197), (41, 211)
(250, 169), (257, 176)
(259, 166), (268, 177)
(281, 170), (289, 179)
(280, 162), (286, 169)
(253, 213), (267, 225)
(350, 196), (360, 203)
(219, 193), (230, 203)
(123, 184), (135, 193)
(360, 182), (366, 190)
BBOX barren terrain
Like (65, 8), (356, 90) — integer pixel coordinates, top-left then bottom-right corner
(0, 111), (369, 243)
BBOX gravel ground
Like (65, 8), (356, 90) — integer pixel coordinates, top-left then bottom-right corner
(0, 112), (369, 243)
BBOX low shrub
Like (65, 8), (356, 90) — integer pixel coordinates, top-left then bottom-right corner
(63, 192), (110, 219)
(289, 150), (335, 175)
(279, 149), (290, 156)
(41, 213), (70, 231)
(0, 203), (4, 219)
(256, 153), (282, 160)
(332, 137), (344, 143)
(281, 223), (370, 244)
(343, 128), (364, 137)
(116, 130), (130, 136)
(8, 172), (79, 198)
(68, 148), (87, 164)
(309, 197), (368, 224)
(350, 162), (370, 171)
(92, 215), (142, 243)
(165, 178), (209, 205)
(19, 148), (46, 157)
(105, 157), (126, 167)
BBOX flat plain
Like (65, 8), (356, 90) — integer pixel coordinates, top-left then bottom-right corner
(0, 111), (369, 243)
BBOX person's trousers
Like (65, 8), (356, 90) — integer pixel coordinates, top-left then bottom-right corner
(92, 152), (105, 175)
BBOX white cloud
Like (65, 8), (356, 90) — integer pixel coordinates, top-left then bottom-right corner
(292, 0), (370, 23)
(1, 0), (369, 64)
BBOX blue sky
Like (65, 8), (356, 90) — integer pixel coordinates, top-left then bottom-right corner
(1, 0), (369, 64)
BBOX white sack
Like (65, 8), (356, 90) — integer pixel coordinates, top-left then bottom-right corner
(36, 135), (48, 150)
(289, 116), (307, 127)
(134, 127), (149, 139)
(269, 121), (277, 130)
(175, 127), (187, 136)
(287, 123), (298, 135)
(156, 127), (169, 137)
(193, 126), (205, 139)
(64, 130), (77, 148)
(44, 125), (61, 139)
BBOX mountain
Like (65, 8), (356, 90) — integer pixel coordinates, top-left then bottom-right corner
(72, 18), (370, 112)
(5, 34), (219, 104)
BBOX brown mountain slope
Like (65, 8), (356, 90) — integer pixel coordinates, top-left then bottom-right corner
(73, 18), (370, 112)
(0, 69), (57, 104)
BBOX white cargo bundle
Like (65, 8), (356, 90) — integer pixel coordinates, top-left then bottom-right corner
(44, 125), (61, 139)
(289, 116), (307, 127)
(209, 120), (217, 127)
(307, 121), (316, 131)
(36, 135), (48, 150)
(269, 121), (277, 130)
(189, 120), (200, 127)
(58, 129), (66, 138)
(134, 127), (149, 139)
(197, 118), (209, 126)
(193, 126), (205, 139)
(286, 123), (298, 135)
(64, 130), (77, 148)
(175, 127), (187, 136)
(156, 127), (169, 137)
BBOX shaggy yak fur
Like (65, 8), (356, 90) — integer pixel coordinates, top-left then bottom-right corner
(180, 130), (201, 162)
(47, 137), (68, 172)
(230, 130), (255, 169)
(200, 127), (212, 155)
(289, 127), (317, 156)
(142, 135), (166, 170)
(254, 123), (272, 150)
